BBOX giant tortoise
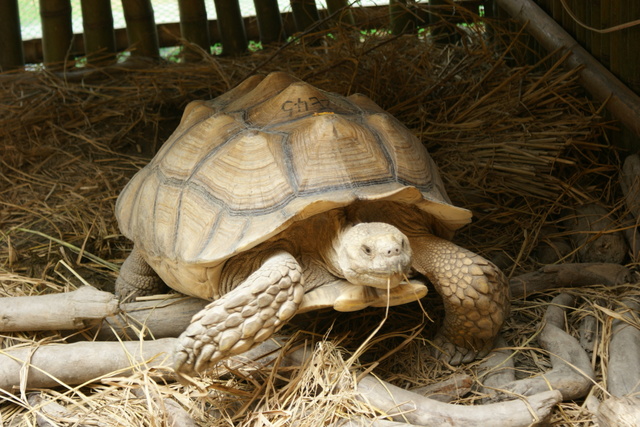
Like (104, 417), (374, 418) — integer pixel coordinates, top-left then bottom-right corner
(115, 72), (510, 375)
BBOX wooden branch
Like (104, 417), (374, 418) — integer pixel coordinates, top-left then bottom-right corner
(96, 295), (208, 340)
(356, 376), (560, 426)
(492, 294), (595, 401)
(478, 336), (515, 402)
(509, 263), (632, 299)
(597, 396), (640, 427)
(0, 286), (119, 332)
(410, 374), (473, 402)
(242, 340), (560, 426)
(607, 298), (640, 397)
(494, 0), (640, 137)
(0, 261), (631, 340)
(0, 338), (175, 392)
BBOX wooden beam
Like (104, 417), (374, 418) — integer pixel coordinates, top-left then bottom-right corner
(495, 0), (640, 138)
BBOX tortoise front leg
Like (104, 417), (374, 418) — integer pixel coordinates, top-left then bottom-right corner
(174, 251), (304, 376)
(410, 235), (510, 365)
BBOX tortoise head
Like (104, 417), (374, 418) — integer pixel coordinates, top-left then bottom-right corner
(336, 222), (412, 289)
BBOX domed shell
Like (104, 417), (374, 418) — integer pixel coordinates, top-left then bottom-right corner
(116, 72), (471, 267)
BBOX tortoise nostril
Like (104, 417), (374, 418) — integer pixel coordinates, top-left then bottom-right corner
(386, 246), (401, 256)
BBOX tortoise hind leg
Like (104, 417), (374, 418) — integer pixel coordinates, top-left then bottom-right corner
(410, 235), (510, 365)
(115, 246), (168, 301)
(174, 251), (304, 376)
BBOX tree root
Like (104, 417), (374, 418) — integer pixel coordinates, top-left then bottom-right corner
(489, 294), (595, 401)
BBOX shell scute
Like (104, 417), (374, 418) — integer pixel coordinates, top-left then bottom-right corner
(224, 72), (302, 114)
(116, 72), (472, 276)
(275, 113), (391, 193)
(246, 82), (355, 127)
(157, 112), (243, 179)
(189, 129), (294, 212)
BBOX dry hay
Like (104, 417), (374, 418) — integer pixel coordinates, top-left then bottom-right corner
(0, 10), (636, 426)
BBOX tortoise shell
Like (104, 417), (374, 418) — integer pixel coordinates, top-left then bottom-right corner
(116, 72), (471, 273)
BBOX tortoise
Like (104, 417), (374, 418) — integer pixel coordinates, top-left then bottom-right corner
(115, 72), (510, 375)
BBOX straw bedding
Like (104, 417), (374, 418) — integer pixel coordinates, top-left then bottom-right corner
(0, 13), (637, 426)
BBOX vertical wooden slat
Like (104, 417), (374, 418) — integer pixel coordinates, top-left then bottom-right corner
(80, 0), (116, 64)
(178, 0), (210, 58)
(212, 0), (247, 55)
(625, 0), (640, 95)
(39, 0), (74, 67)
(571, 0), (586, 46)
(0, 0), (24, 70)
(390, 0), (415, 34)
(253, 0), (285, 44)
(588, 0), (604, 66)
(290, 0), (320, 32)
(326, 0), (355, 25)
(609, 0), (622, 79)
(428, 0), (457, 43)
(122, 0), (160, 58)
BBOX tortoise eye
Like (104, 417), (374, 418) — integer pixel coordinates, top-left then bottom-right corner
(362, 245), (372, 256)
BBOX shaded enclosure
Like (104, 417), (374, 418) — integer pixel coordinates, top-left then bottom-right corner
(1, 1), (640, 426)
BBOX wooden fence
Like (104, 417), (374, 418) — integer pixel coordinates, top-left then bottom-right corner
(0, 0), (487, 69)
(0, 0), (638, 146)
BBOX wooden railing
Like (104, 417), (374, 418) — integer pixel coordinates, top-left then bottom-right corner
(0, 0), (485, 70)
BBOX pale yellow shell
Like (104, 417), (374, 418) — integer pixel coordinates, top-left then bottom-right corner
(116, 72), (471, 270)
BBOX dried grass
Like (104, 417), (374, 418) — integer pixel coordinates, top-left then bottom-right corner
(0, 10), (636, 426)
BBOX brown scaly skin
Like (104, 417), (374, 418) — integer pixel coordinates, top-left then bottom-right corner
(411, 235), (510, 364)
(115, 248), (166, 301)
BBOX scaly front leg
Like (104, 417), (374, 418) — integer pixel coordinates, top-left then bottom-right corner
(411, 235), (510, 365)
(174, 251), (304, 375)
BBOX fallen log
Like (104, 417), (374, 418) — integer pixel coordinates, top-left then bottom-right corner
(356, 376), (560, 426)
(492, 294), (595, 401)
(0, 335), (560, 426)
(607, 298), (640, 397)
(0, 263), (631, 339)
(509, 263), (632, 299)
(597, 396), (640, 427)
(478, 336), (515, 401)
(0, 338), (175, 392)
(267, 340), (561, 426)
(97, 295), (208, 340)
(494, 0), (640, 137)
(0, 286), (119, 332)
(410, 373), (473, 402)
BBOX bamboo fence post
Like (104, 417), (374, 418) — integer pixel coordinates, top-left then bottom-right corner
(253, 0), (285, 44)
(494, 0), (640, 139)
(290, 0), (320, 33)
(80, 0), (116, 65)
(122, 0), (160, 58)
(427, 0), (456, 42)
(212, 0), (248, 55)
(389, 0), (415, 35)
(326, 0), (355, 26)
(39, 0), (74, 68)
(0, 0), (24, 70)
(178, 0), (210, 60)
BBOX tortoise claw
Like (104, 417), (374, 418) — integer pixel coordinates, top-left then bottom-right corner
(431, 334), (491, 365)
(173, 251), (303, 375)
